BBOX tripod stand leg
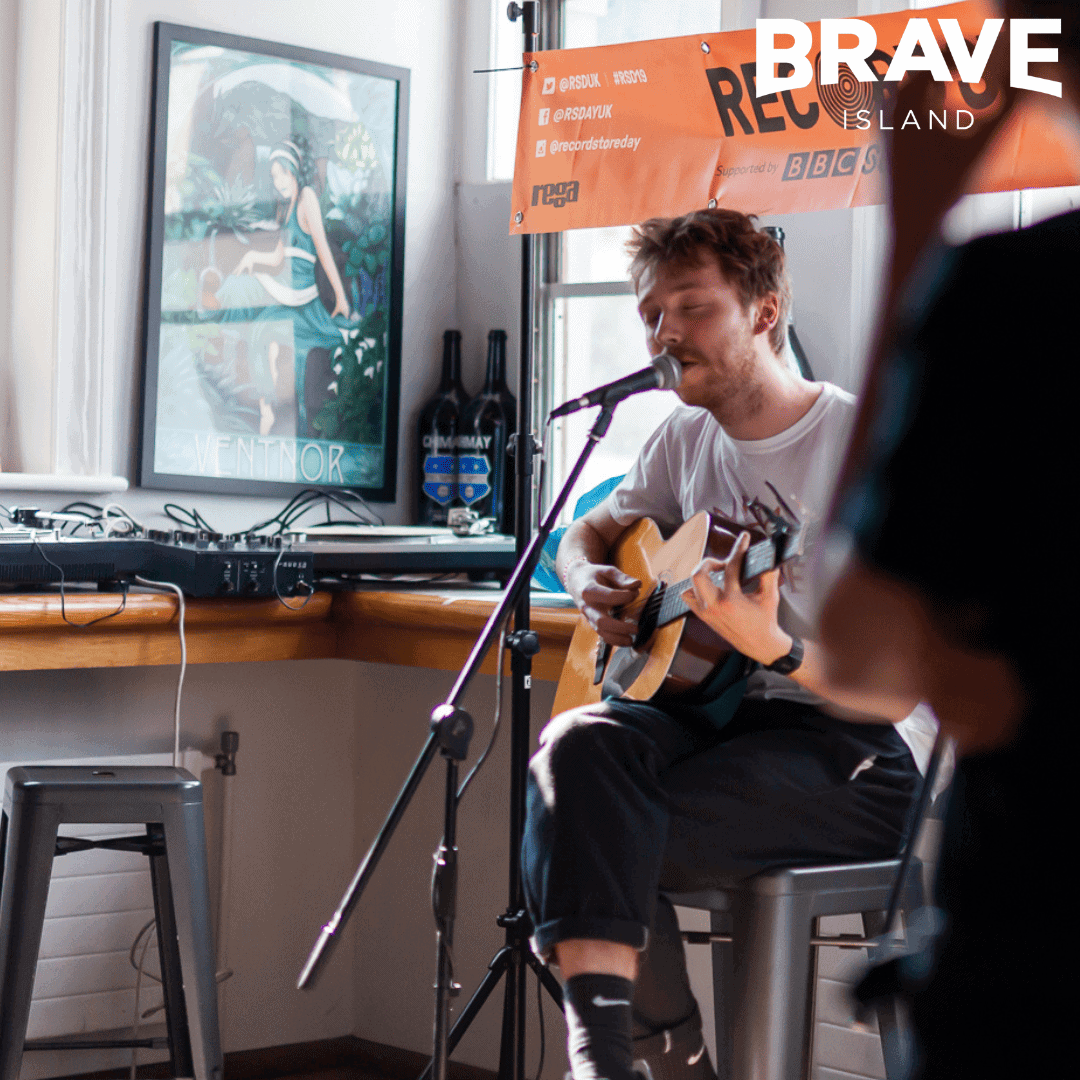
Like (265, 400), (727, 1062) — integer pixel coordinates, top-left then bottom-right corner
(525, 951), (564, 1010)
(497, 949), (527, 1080)
(418, 947), (517, 1080)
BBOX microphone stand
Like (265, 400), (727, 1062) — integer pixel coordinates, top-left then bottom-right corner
(300, 14), (611, 1080)
(298, 398), (620, 1079)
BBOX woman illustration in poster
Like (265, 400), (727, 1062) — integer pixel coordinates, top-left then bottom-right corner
(215, 138), (356, 436)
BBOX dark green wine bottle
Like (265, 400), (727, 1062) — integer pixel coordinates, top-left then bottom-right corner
(417, 330), (467, 525)
(458, 330), (516, 534)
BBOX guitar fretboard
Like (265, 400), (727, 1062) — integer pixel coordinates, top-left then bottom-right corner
(634, 539), (778, 641)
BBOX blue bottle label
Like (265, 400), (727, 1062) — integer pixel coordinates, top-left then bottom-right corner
(457, 454), (491, 506)
(422, 454), (457, 505)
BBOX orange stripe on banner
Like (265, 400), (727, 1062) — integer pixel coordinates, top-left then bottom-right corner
(510, 0), (1080, 234)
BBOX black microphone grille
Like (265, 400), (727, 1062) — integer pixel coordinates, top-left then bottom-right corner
(651, 352), (682, 390)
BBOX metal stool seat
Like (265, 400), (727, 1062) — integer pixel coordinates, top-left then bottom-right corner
(670, 856), (924, 1080)
(0, 766), (223, 1080)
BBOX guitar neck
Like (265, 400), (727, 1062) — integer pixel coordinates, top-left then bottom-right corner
(646, 538), (779, 628)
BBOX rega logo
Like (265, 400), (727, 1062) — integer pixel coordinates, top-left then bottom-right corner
(532, 180), (581, 208)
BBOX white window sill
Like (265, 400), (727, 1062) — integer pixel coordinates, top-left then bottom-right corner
(0, 474), (129, 493)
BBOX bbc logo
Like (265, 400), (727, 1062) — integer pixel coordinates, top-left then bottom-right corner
(781, 147), (861, 181)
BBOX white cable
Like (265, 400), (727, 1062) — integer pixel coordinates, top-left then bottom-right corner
(134, 577), (186, 767)
(128, 917), (157, 1080)
(102, 502), (143, 535)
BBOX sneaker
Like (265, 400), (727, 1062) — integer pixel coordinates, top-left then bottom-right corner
(631, 1008), (714, 1080)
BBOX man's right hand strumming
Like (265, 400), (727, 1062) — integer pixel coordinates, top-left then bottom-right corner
(557, 510), (641, 648)
(565, 561), (641, 648)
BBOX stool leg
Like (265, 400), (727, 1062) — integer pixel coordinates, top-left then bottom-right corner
(709, 909), (733, 1080)
(160, 799), (223, 1080)
(0, 802), (62, 1080)
(862, 910), (912, 1080)
(731, 888), (815, 1080)
(147, 822), (196, 1079)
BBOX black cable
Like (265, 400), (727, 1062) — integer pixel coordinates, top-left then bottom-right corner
(272, 547), (315, 611)
(29, 537), (129, 628)
(59, 502), (102, 535)
(246, 490), (313, 534)
(292, 489), (383, 529)
(59, 500), (105, 517)
(250, 491), (322, 535)
(57, 508), (104, 536)
(457, 623), (509, 801)
(538, 416), (554, 524)
(163, 503), (197, 529)
(163, 503), (218, 534)
(247, 489), (384, 537)
(534, 964), (546, 1080)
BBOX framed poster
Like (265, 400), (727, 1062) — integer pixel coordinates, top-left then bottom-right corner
(139, 22), (408, 499)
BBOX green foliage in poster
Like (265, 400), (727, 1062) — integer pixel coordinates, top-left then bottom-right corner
(310, 308), (388, 445)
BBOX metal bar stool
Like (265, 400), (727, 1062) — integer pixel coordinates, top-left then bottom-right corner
(0, 766), (224, 1080)
(672, 856), (924, 1080)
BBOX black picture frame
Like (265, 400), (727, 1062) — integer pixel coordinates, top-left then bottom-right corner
(139, 22), (409, 501)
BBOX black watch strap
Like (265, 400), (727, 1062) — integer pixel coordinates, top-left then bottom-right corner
(764, 635), (804, 675)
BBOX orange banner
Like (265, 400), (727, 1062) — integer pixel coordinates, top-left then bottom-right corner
(510, 0), (1080, 234)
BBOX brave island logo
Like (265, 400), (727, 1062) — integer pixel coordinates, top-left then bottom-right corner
(707, 16), (1063, 137)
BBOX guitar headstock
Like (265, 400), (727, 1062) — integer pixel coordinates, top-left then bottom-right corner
(706, 493), (802, 588)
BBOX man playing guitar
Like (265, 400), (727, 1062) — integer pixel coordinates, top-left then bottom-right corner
(522, 209), (937, 1080)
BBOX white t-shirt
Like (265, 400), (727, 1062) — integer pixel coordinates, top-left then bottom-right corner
(606, 383), (938, 774)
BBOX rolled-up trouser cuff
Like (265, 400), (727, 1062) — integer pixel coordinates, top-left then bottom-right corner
(530, 915), (649, 962)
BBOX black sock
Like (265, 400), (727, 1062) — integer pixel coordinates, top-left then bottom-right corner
(563, 973), (636, 1080)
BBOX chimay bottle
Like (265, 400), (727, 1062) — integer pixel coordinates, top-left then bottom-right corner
(458, 329), (516, 534)
(417, 330), (467, 525)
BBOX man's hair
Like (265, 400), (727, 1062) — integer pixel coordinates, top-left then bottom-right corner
(626, 208), (791, 356)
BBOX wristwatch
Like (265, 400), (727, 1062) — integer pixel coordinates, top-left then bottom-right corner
(764, 635), (804, 675)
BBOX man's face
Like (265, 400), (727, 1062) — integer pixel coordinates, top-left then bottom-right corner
(635, 256), (775, 419)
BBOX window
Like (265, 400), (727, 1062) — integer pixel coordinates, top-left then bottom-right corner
(488, 0), (525, 183)
(536, 1), (724, 519)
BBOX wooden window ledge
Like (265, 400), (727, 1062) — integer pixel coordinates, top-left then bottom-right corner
(0, 589), (578, 680)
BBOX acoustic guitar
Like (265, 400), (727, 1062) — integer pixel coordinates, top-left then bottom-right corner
(551, 500), (802, 717)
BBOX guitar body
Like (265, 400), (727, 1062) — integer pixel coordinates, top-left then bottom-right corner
(551, 512), (737, 717)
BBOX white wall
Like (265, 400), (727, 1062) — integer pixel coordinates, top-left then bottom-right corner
(0, 1), (561, 1075)
(0, 0), (12, 471)
(0, 0), (24, 469)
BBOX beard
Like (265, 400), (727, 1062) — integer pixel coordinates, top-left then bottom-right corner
(674, 336), (765, 424)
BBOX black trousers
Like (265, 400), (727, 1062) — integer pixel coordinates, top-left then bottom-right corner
(522, 693), (920, 1031)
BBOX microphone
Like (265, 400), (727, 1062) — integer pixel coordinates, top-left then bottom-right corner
(549, 352), (682, 419)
